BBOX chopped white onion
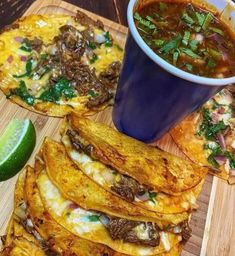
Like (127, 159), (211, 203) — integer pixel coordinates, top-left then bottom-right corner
(195, 33), (204, 43)
(99, 215), (110, 227)
(94, 33), (106, 44)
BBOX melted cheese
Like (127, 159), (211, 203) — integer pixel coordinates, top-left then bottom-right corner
(37, 170), (179, 256)
(0, 15), (123, 115)
(160, 232), (171, 252)
(37, 171), (101, 234)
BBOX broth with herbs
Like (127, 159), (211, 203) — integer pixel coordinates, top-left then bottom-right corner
(134, 1), (235, 78)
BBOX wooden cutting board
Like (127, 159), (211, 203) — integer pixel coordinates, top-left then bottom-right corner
(0, 1), (234, 255)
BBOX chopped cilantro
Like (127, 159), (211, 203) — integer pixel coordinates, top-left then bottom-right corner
(87, 215), (100, 222)
(182, 31), (191, 46)
(173, 51), (179, 65)
(195, 12), (205, 27)
(210, 27), (224, 36)
(134, 12), (156, 30)
(204, 142), (235, 169)
(227, 152), (235, 169)
(88, 90), (99, 98)
(20, 39), (32, 52)
(40, 53), (49, 60)
(207, 58), (216, 68)
(154, 39), (165, 47)
(180, 48), (200, 58)
(182, 13), (195, 25)
(39, 77), (76, 103)
(13, 58), (33, 78)
(148, 191), (157, 204)
(189, 39), (199, 51)
(186, 63), (193, 71)
(202, 13), (213, 30)
(88, 41), (97, 50)
(104, 31), (113, 47)
(159, 36), (181, 54)
(146, 15), (154, 22)
(89, 54), (98, 64)
(10, 80), (35, 106)
(198, 108), (228, 140)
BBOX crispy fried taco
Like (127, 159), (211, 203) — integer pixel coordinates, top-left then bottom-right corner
(60, 115), (206, 214)
(171, 86), (235, 184)
(37, 140), (185, 255)
(0, 11), (123, 116)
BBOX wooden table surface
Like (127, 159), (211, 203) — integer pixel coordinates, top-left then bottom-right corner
(0, 1), (235, 256)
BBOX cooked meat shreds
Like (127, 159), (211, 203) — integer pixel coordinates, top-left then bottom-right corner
(66, 129), (150, 201)
(111, 175), (147, 202)
(99, 61), (122, 88)
(55, 25), (85, 60)
(107, 217), (160, 247)
(74, 10), (104, 30)
(66, 129), (94, 154)
(62, 60), (113, 108)
(0, 235), (6, 246)
(181, 221), (192, 242)
(81, 27), (95, 44)
(24, 37), (43, 52)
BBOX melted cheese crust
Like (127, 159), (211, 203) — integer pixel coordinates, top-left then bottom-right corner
(0, 15), (123, 116)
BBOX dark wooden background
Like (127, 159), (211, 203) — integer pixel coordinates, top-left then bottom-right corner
(0, 0), (129, 29)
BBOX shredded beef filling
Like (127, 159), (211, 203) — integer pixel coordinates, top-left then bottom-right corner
(62, 60), (113, 108)
(111, 175), (148, 202)
(105, 217), (160, 247)
(66, 129), (149, 202)
(27, 19), (120, 108)
(74, 10), (104, 30)
(66, 129), (93, 154)
(54, 25), (86, 61)
(98, 61), (122, 89)
(24, 37), (43, 52)
(181, 221), (192, 242)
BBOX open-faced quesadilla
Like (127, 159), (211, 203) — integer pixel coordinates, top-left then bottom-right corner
(0, 11), (123, 116)
(171, 86), (235, 184)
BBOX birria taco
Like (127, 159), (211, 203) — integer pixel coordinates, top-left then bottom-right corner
(60, 114), (207, 215)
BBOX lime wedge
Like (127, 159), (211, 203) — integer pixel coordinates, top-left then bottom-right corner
(0, 119), (36, 181)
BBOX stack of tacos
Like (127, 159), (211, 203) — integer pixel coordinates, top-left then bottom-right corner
(0, 114), (208, 255)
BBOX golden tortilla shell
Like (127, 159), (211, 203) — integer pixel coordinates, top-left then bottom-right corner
(37, 168), (181, 256)
(25, 164), (118, 256)
(42, 138), (188, 226)
(67, 114), (208, 195)
(62, 127), (204, 214)
(171, 113), (231, 182)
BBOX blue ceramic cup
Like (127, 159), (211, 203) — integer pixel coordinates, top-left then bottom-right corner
(112, 0), (235, 143)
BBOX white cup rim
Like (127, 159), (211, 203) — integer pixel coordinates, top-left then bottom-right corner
(127, 0), (235, 86)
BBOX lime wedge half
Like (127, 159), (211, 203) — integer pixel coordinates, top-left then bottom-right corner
(0, 119), (36, 181)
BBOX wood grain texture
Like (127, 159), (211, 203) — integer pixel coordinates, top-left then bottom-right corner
(0, 1), (233, 256)
(0, 1), (210, 256)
